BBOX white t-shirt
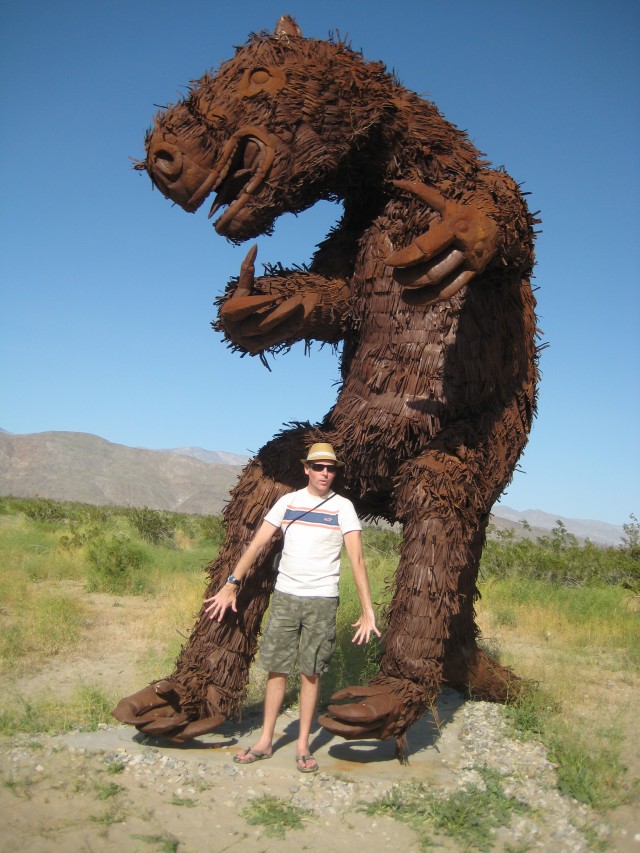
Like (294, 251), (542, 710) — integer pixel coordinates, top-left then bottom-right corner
(264, 487), (362, 597)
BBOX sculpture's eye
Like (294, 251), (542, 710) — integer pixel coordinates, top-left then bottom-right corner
(250, 68), (271, 86)
(239, 65), (286, 97)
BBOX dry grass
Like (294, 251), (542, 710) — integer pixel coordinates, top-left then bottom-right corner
(476, 583), (640, 812)
(0, 572), (87, 672)
(135, 571), (207, 681)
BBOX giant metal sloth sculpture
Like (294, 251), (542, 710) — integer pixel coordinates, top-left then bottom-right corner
(114, 16), (539, 756)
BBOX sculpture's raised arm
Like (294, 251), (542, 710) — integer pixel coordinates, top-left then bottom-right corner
(216, 245), (352, 354)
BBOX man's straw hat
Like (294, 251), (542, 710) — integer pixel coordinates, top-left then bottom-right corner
(301, 442), (344, 466)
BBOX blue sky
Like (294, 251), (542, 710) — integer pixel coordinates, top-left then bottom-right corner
(1, 0), (638, 526)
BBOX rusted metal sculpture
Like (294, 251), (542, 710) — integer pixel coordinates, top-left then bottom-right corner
(114, 16), (538, 758)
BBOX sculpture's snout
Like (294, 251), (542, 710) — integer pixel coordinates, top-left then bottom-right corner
(148, 140), (183, 184)
(145, 133), (212, 212)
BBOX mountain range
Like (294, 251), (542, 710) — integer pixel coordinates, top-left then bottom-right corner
(0, 429), (626, 546)
(0, 429), (244, 516)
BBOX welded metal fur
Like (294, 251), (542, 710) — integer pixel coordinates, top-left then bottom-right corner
(114, 16), (539, 754)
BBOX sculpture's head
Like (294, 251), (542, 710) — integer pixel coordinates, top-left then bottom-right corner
(138, 16), (395, 242)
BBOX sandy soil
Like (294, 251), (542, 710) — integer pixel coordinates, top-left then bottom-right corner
(1, 692), (462, 852)
(1, 591), (639, 852)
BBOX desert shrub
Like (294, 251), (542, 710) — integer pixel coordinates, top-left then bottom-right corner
(126, 507), (176, 546)
(59, 519), (105, 550)
(198, 514), (226, 546)
(619, 514), (640, 594)
(481, 521), (637, 588)
(18, 497), (69, 525)
(2, 496), (115, 530)
(0, 496), (17, 515)
(621, 513), (640, 554)
(86, 536), (151, 594)
(361, 525), (401, 558)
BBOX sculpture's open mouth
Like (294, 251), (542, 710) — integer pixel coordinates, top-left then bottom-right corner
(187, 127), (276, 235)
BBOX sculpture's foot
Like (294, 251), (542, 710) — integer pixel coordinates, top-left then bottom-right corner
(443, 647), (522, 702)
(319, 685), (400, 739)
(112, 680), (225, 742)
(318, 682), (419, 762)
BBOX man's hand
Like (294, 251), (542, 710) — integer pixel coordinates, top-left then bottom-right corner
(204, 585), (238, 622)
(351, 610), (381, 645)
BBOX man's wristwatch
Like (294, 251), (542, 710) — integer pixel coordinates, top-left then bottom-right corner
(226, 575), (241, 586)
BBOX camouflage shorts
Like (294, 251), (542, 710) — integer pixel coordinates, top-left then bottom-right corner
(258, 590), (339, 676)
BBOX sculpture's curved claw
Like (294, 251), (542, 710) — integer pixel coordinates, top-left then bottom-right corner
(172, 714), (227, 742)
(318, 683), (403, 741)
(220, 293), (280, 323)
(386, 179), (500, 304)
(218, 245), (320, 352)
(112, 680), (226, 741)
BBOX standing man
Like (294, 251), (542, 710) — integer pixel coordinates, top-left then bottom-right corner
(205, 443), (380, 773)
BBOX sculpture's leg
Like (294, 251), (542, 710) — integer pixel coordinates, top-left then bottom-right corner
(440, 529), (520, 702)
(113, 426), (320, 741)
(319, 397), (531, 756)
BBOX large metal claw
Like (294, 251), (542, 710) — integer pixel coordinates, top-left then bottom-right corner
(318, 683), (402, 741)
(226, 293), (305, 337)
(219, 293), (280, 323)
(218, 244), (321, 351)
(112, 680), (226, 742)
(386, 179), (500, 304)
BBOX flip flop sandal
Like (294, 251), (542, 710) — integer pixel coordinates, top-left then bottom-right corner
(233, 747), (272, 764)
(296, 754), (319, 773)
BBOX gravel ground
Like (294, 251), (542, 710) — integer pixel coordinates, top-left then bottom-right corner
(3, 695), (633, 852)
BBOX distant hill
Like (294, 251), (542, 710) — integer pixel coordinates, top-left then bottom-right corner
(491, 506), (624, 547)
(0, 430), (244, 516)
(0, 429), (626, 545)
(163, 446), (250, 466)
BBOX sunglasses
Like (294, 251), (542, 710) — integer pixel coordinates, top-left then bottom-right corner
(309, 462), (338, 473)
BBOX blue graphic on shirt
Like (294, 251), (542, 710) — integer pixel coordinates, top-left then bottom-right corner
(283, 507), (339, 528)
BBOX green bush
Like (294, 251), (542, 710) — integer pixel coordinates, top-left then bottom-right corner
(127, 507), (176, 546)
(620, 514), (640, 593)
(361, 526), (401, 558)
(59, 519), (104, 550)
(198, 514), (226, 546)
(86, 536), (150, 594)
(481, 520), (637, 588)
(18, 497), (69, 525)
(2, 497), (114, 530)
(0, 496), (17, 516)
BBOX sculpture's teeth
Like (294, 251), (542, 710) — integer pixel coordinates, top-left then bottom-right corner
(208, 198), (223, 219)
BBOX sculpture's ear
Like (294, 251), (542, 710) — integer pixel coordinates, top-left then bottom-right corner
(274, 15), (302, 39)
